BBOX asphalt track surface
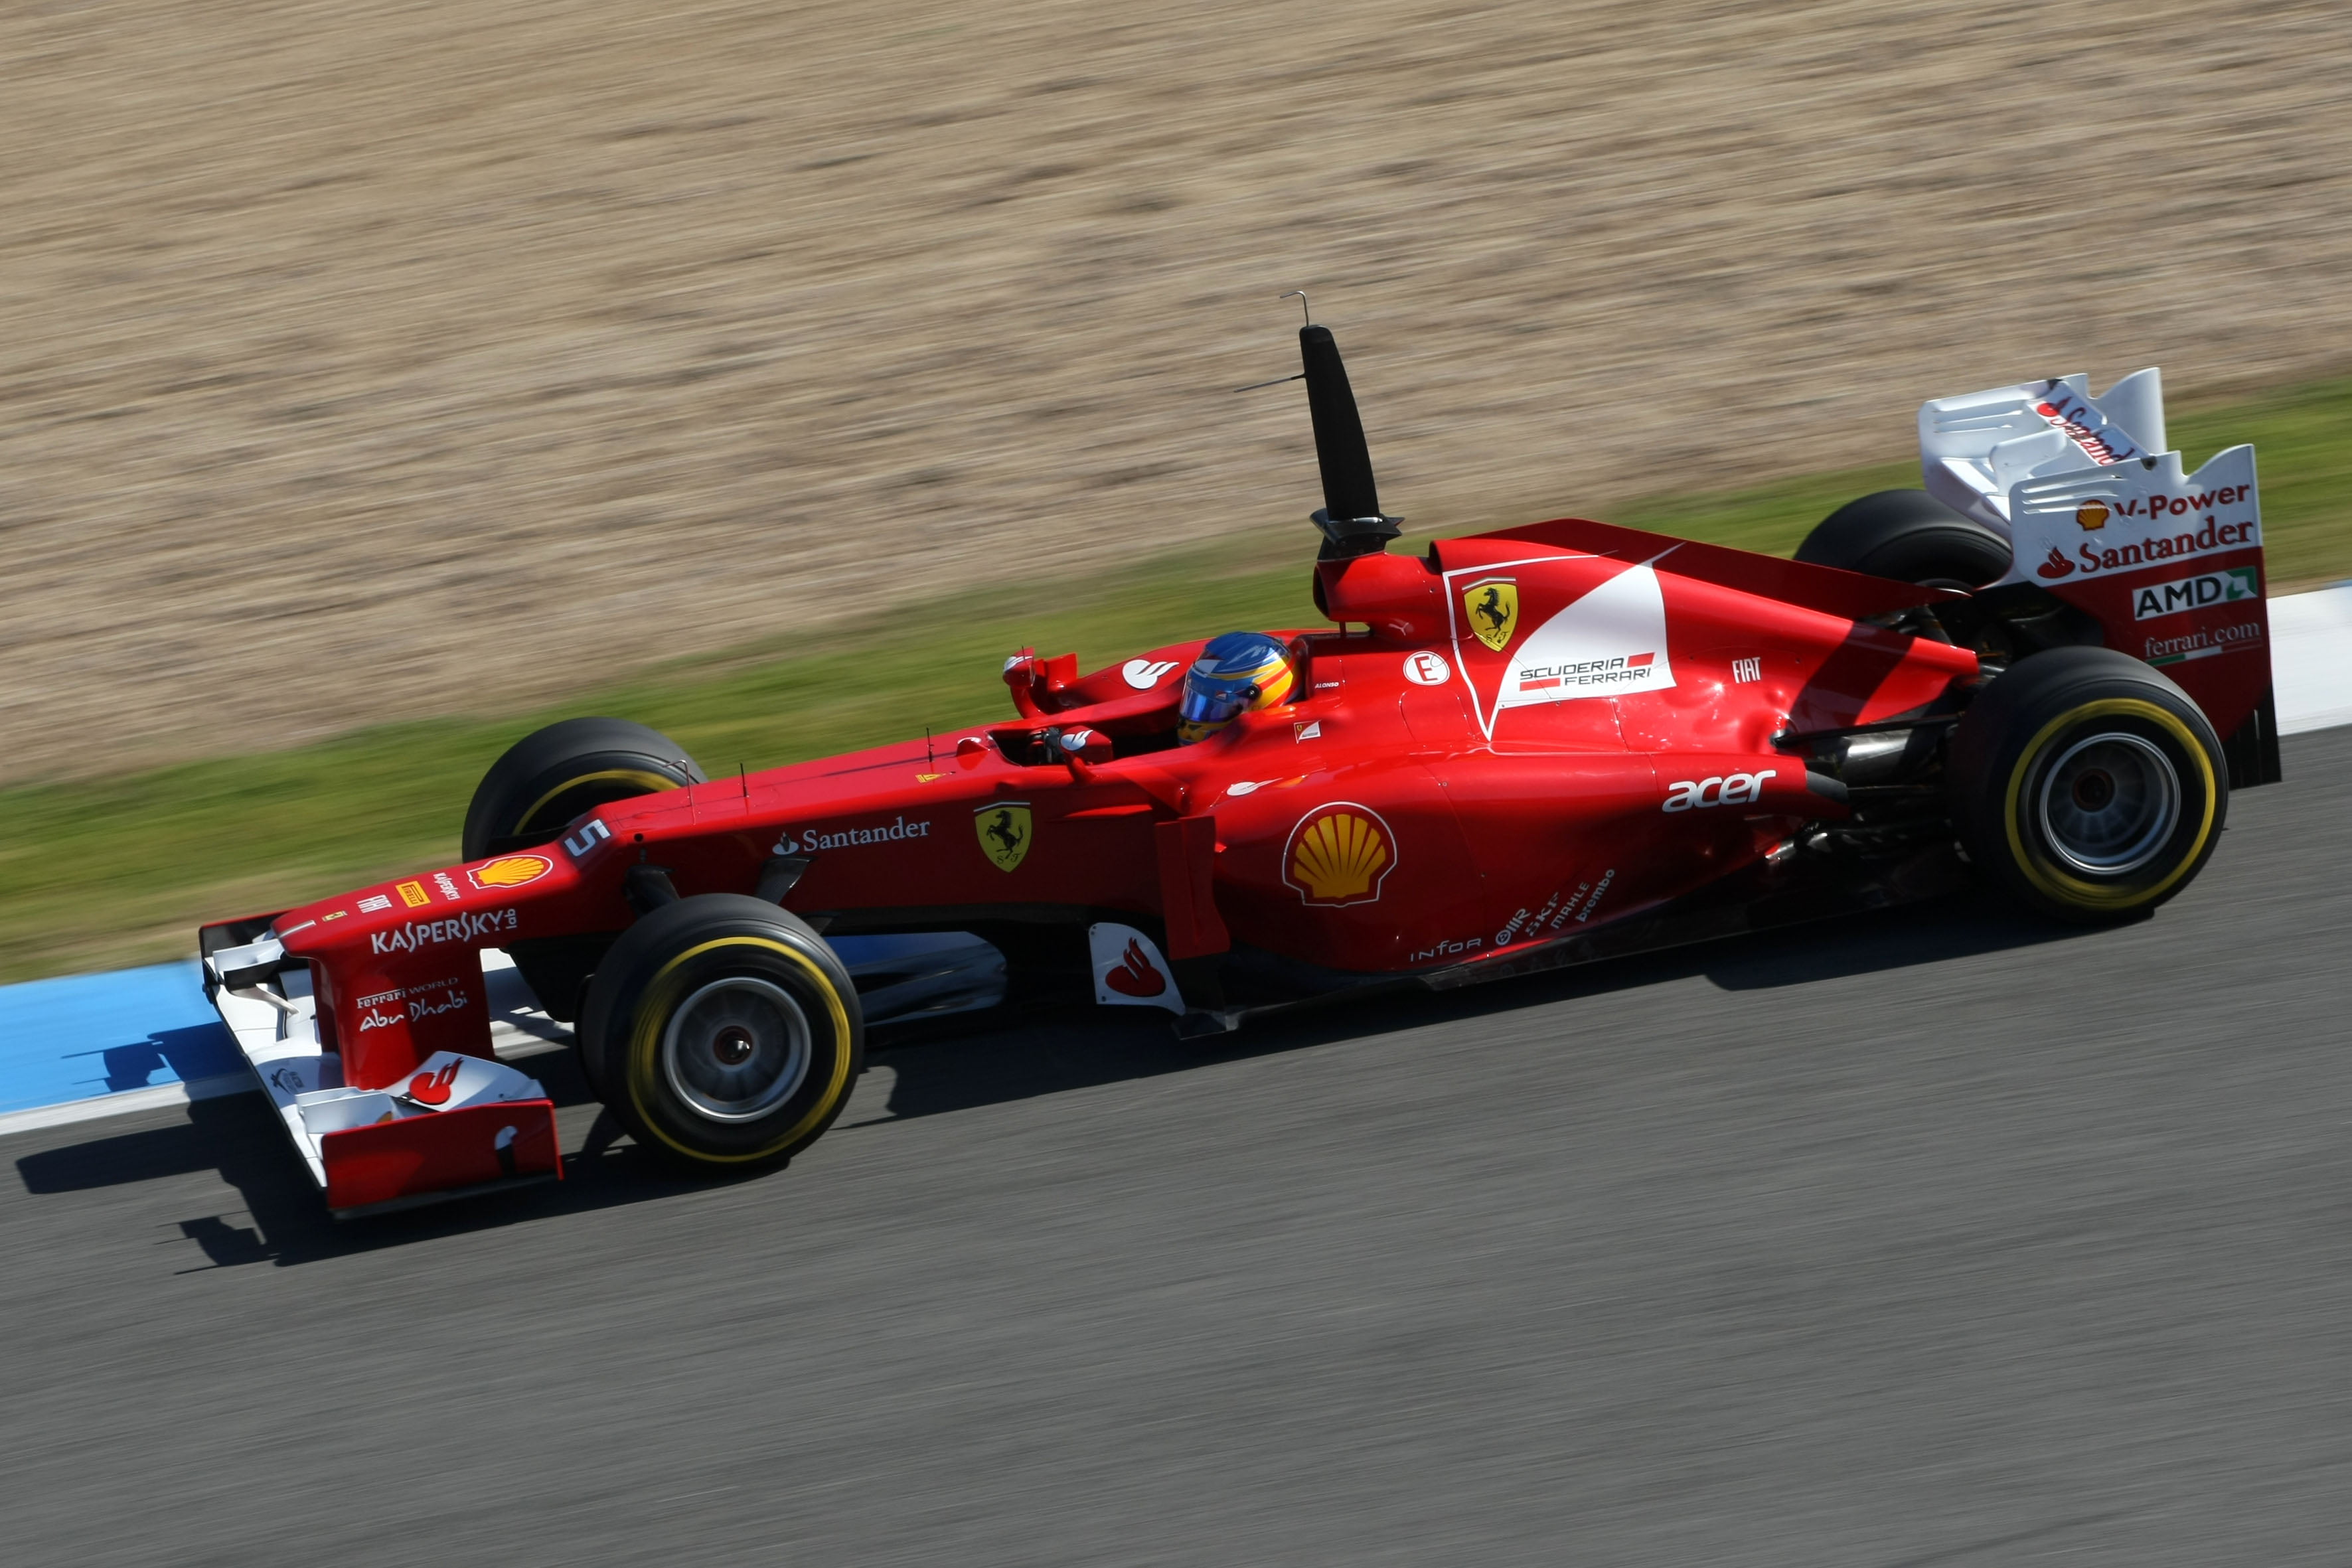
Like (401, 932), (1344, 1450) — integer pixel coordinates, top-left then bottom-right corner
(9, 732), (2352, 1567)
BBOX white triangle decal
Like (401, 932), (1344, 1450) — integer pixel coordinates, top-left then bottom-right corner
(1496, 563), (1676, 715)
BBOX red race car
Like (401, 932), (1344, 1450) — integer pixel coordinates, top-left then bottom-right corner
(202, 310), (2280, 1216)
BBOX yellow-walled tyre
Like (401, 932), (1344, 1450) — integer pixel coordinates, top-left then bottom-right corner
(462, 717), (704, 1024)
(461, 716), (703, 862)
(578, 895), (864, 1172)
(1946, 647), (2227, 923)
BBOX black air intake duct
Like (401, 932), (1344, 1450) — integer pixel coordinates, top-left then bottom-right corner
(1299, 324), (1402, 559)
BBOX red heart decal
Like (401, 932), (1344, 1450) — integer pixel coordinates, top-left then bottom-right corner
(1105, 938), (1168, 998)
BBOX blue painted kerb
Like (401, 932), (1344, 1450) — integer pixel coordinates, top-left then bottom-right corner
(0, 961), (242, 1115)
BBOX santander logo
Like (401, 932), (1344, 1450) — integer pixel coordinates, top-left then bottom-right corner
(1087, 922), (1185, 1014)
(2036, 547), (2077, 580)
(407, 1059), (462, 1106)
(1103, 938), (1168, 998)
(1123, 659), (1180, 689)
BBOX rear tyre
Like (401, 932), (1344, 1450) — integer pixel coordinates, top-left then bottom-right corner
(462, 717), (704, 1024)
(1946, 647), (2227, 923)
(578, 895), (864, 1172)
(1796, 489), (2009, 589)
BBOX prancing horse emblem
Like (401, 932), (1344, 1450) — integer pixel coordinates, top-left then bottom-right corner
(976, 801), (1032, 872)
(1463, 578), (1519, 653)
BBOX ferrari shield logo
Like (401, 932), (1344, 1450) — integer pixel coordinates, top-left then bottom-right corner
(1462, 578), (1518, 652)
(975, 801), (1032, 872)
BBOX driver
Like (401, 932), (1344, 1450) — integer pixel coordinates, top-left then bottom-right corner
(1176, 632), (1298, 743)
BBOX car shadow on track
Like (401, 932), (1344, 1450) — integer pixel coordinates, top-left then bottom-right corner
(13, 887), (2095, 1268)
(858, 884), (2096, 1118)
(13, 1049), (737, 1269)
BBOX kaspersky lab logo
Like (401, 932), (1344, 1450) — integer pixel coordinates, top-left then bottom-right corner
(369, 907), (519, 955)
(2133, 567), (2258, 621)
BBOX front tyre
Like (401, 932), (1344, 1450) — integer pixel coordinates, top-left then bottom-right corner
(463, 716), (704, 1024)
(578, 896), (864, 1171)
(462, 716), (704, 862)
(1946, 647), (2227, 923)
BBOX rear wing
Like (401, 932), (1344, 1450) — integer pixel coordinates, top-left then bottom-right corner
(1919, 370), (2166, 535)
(1919, 371), (2280, 788)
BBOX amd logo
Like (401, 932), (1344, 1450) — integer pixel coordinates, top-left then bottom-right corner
(2133, 566), (2258, 622)
(1663, 769), (1776, 813)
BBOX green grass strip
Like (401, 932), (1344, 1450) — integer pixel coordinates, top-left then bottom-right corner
(4, 376), (2345, 983)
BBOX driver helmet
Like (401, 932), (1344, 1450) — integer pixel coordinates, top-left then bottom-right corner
(1176, 631), (1298, 744)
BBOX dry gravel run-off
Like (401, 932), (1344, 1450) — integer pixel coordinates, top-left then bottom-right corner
(1, 1), (2345, 782)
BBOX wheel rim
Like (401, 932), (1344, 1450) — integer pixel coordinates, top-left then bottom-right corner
(2037, 731), (2180, 876)
(661, 976), (813, 1123)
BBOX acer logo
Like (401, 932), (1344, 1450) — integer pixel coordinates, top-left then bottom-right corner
(1103, 938), (1168, 998)
(1663, 769), (1776, 813)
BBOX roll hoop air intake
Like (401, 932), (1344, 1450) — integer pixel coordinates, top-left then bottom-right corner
(1298, 321), (1403, 560)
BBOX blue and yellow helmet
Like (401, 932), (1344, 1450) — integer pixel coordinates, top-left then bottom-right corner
(1176, 632), (1297, 744)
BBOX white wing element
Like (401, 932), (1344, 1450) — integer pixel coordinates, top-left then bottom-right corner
(2003, 444), (2260, 591)
(1087, 923), (1186, 1015)
(1917, 369), (2167, 534)
(1496, 562), (1676, 716)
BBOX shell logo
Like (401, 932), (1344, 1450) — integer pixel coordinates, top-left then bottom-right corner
(1283, 803), (1397, 907)
(2075, 499), (2110, 532)
(466, 853), (555, 892)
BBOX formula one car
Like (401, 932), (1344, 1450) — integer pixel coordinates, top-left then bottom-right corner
(201, 309), (2280, 1215)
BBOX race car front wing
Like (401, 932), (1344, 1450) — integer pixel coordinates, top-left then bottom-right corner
(198, 919), (1010, 1218)
(201, 926), (563, 1219)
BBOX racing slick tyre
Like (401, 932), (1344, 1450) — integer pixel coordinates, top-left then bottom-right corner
(462, 717), (705, 1023)
(577, 894), (864, 1172)
(1946, 646), (2227, 923)
(461, 716), (704, 860)
(1796, 489), (2010, 589)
